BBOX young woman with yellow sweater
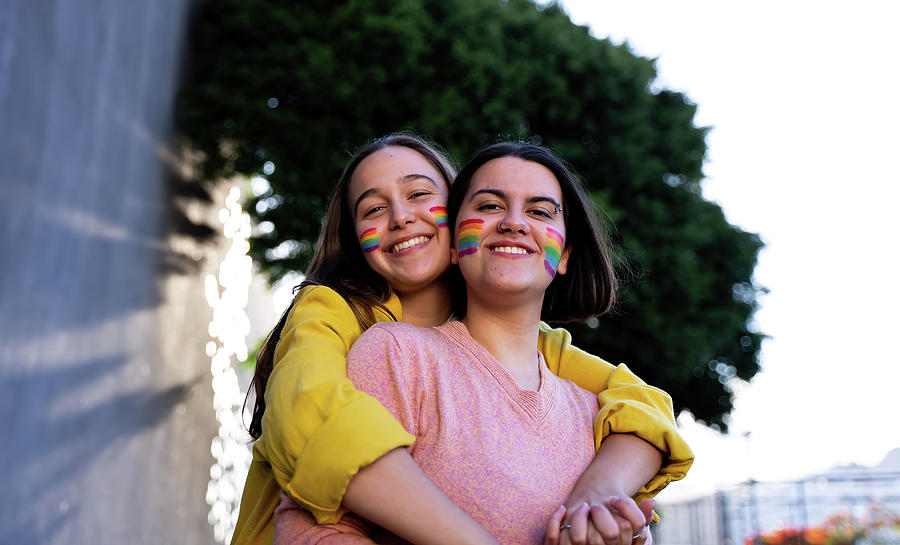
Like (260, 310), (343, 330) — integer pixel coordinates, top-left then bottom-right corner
(230, 134), (693, 545)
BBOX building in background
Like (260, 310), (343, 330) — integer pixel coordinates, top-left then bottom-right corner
(655, 449), (900, 545)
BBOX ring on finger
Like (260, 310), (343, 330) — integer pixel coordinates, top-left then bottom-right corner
(560, 523), (572, 531)
(632, 527), (645, 540)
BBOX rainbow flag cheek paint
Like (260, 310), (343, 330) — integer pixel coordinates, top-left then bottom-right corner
(359, 228), (380, 253)
(544, 227), (563, 278)
(457, 219), (484, 257)
(430, 206), (448, 228)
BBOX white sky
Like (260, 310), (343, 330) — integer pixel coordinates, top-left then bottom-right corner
(554, 0), (900, 500)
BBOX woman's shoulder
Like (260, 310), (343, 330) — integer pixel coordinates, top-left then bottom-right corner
(292, 284), (401, 323)
(293, 283), (347, 306)
(363, 321), (444, 344)
(284, 284), (359, 331)
(545, 359), (601, 410)
(352, 322), (453, 363)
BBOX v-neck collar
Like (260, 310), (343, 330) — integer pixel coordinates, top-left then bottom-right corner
(438, 321), (558, 423)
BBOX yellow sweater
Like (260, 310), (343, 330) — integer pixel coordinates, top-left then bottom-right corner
(231, 285), (693, 545)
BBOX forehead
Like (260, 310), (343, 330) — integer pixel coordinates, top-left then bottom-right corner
(467, 156), (562, 199)
(349, 146), (446, 198)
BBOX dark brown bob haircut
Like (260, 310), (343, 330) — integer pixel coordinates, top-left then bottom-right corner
(447, 141), (617, 323)
(245, 132), (456, 440)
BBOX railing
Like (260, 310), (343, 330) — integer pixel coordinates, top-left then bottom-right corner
(654, 471), (900, 545)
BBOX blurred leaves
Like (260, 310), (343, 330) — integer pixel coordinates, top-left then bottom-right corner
(177, 0), (765, 429)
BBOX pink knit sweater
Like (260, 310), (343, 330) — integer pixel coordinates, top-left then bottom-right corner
(274, 321), (599, 545)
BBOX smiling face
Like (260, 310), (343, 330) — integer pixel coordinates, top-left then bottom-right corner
(348, 146), (452, 294)
(452, 156), (570, 306)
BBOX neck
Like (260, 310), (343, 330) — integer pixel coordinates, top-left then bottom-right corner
(461, 294), (543, 390)
(396, 275), (453, 328)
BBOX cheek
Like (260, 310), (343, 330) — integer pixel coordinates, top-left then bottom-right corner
(359, 227), (380, 253)
(457, 219), (484, 257)
(429, 206), (449, 228)
(543, 227), (564, 278)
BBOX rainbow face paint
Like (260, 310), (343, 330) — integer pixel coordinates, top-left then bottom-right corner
(457, 219), (484, 257)
(359, 227), (380, 253)
(544, 227), (563, 278)
(430, 206), (448, 228)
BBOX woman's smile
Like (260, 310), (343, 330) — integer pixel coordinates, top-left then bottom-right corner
(486, 242), (536, 256)
(388, 234), (432, 254)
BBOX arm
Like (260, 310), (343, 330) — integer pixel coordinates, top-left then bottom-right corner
(259, 286), (414, 522)
(344, 449), (498, 545)
(257, 287), (495, 544)
(342, 325), (498, 545)
(554, 435), (661, 545)
(565, 434), (662, 509)
(537, 322), (694, 503)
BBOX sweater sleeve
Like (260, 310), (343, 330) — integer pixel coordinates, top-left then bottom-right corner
(259, 286), (415, 524)
(536, 322), (694, 502)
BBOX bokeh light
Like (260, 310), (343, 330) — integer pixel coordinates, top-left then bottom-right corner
(204, 185), (253, 543)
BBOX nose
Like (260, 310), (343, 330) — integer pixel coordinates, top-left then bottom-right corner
(389, 201), (415, 229)
(497, 209), (529, 234)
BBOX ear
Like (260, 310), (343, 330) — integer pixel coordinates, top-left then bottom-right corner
(556, 246), (571, 276)
(450, 243), (459, 265)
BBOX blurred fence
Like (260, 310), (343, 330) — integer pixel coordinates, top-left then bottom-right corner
(655, 471), (900, 545)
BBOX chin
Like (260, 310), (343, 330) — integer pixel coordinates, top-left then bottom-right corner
(393, 274), (444, 293)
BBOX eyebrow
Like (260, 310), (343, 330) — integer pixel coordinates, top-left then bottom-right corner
(353, 174), (441, 216)
(469, 188), (562, 213)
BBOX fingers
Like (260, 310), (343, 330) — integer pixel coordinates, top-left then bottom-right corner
(615, 513), (633, 545)
(632, 524), (652, 545)
(637, 499), (655, 528)
(608, 496), (649, 532)
(566, 502), (591, 545)
(587, 504), (626, 545)
(544, 505), (567, 545)
(565, 500), (653, 545)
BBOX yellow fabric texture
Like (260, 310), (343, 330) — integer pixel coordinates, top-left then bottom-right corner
(537, 323), (695, 522)
(231, 285), (693, 545)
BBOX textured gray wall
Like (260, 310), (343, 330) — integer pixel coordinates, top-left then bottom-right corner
(0, 1), (220, 543)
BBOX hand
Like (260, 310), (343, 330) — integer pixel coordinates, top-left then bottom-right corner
(543, 499), (654, 545)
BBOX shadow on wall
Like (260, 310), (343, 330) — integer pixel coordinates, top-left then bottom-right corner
(0, 354), (202, 544)
(0, 134), (218, 344)
(0, 1), (220, 543)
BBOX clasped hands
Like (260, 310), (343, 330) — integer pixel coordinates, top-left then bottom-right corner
(543, 496), (654, 545)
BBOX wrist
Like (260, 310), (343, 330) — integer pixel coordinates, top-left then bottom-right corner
(564, 479), (629, 509)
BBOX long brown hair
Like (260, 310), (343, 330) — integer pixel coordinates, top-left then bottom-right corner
(245, 133), (456, 440)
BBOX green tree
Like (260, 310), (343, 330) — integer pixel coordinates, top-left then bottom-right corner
(178, 0), (764, 429)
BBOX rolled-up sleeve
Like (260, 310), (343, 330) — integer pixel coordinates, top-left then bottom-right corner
(260, 287), (414, 523)
(537, 322), (694, 501)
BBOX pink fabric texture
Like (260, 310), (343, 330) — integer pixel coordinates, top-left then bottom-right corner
(274, 321), (599, 545)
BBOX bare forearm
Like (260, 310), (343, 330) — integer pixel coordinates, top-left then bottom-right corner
(567, 433), (663, 505)
(343, 448), (499, 545)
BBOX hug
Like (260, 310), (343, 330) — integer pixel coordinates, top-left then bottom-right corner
(233, 135), (693, 545)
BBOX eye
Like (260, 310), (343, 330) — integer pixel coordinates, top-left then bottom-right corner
(476, 202), (503, 212)
(362, 205), (385, 218)
(528, 207), (554, 219)
(410, 190), (432, 199)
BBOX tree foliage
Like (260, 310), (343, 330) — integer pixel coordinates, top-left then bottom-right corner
(177, 0), (765, 429)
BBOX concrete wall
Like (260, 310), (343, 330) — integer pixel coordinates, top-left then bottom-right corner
(0, 1), (221, 543)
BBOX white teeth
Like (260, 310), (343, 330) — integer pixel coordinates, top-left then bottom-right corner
(391, 236), (429, 253)
(493, 246), (529, 255)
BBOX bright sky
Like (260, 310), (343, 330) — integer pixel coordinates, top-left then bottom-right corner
(554, 0), (900, 500)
